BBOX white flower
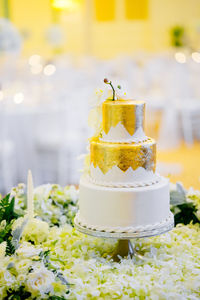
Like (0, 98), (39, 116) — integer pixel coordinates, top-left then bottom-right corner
(107, 81), (129, 100)
(15, 258), (32, 274)
(4, 270), (15, 285)
(26, 266), (55, 297)
(0, 242), (6, 258)
(89, 88), (109, 107)
(88, 83), (129, 135)
(88, 88), (105, 134)
(115, 86), (129, 100)
(11, 183), (25, 198)
(24, 218), (49, 244)
(12, 217), (49, 244)
(16, 242), (42, 258)
(65, 186), (78, 203)
(60, 215), (67, 225)
(17, 273), (27, 283)
(34, 184), (52, 201)
(90, 289), (100, 297)
(88, 105), (102, 136)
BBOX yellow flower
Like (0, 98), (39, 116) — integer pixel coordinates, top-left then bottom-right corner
(17, 273), (27, 283)
(12, 217), (49, 244)
(23, 219), (49, 244)
(52, 281), (66, 294)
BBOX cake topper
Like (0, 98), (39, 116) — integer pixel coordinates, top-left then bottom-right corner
(104, 78), (121, 101)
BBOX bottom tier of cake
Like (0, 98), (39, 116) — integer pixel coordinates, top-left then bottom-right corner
(76, 176), (173, 232)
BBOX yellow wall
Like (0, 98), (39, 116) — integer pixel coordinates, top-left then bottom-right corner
(0, 2), (3, 17)
(10, 0), (52, 57)
(3, 0), (200, 58)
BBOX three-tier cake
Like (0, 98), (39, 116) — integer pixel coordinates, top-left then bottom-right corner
(75, 86), (174, 233)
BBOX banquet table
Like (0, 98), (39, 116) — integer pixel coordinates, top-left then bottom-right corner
(0, 103), (89, 192)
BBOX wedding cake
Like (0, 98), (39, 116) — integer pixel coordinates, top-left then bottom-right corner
(75, 80), (174, 233)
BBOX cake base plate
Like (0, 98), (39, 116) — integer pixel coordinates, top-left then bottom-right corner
(74, 215), (174, 261)
(74, 213), (174, 239)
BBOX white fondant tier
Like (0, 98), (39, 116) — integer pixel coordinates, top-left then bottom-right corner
(100, 123), (147, 143)
(90, 165), (160, 187)
(78, 176), (172, 230)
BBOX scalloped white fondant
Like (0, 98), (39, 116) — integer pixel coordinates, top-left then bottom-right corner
(100, 123), (147, 143)
(90, 165), (158, 186)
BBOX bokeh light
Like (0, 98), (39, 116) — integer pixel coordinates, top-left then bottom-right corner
(175, 52), (186, 63)
(51, 0), (80, 11)
(43, 64), (56, 76)
(14, 92), (24, 104)
(30, 64), (43, 74)
(29, 55), (42, 66)
(0, 91), (4, 101)
(191, 52), (200, 63)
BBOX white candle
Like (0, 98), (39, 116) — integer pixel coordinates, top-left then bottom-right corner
(27, 170), (34, 219)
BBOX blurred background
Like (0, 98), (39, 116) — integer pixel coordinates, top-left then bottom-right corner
(0, 0), (200, 193)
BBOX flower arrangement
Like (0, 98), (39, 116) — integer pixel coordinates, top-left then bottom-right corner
(11, 183), (78, 227)
(170, 182), (200, 226)
(0, 183), (199, 299)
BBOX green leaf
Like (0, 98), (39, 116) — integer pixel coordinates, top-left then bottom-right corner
(0, 194), (23, 255)
(11, 218), (28, 250)
(0, 194), (18, 223)
(173, 202), (200, 226)
(6, 239), (16, 256)
(4, 286), (32, 300)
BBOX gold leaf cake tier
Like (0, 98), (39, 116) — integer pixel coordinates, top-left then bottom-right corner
(90, 137), (156, 175)
(101, 99), (146, 143)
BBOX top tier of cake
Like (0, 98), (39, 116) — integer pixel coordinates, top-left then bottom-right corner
(100, 99), (147, 143)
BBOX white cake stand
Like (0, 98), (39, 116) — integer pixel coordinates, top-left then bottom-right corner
(74, 213), (174, 261)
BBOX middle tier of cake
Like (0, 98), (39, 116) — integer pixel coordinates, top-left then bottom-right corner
(90, 137), (159, 187)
